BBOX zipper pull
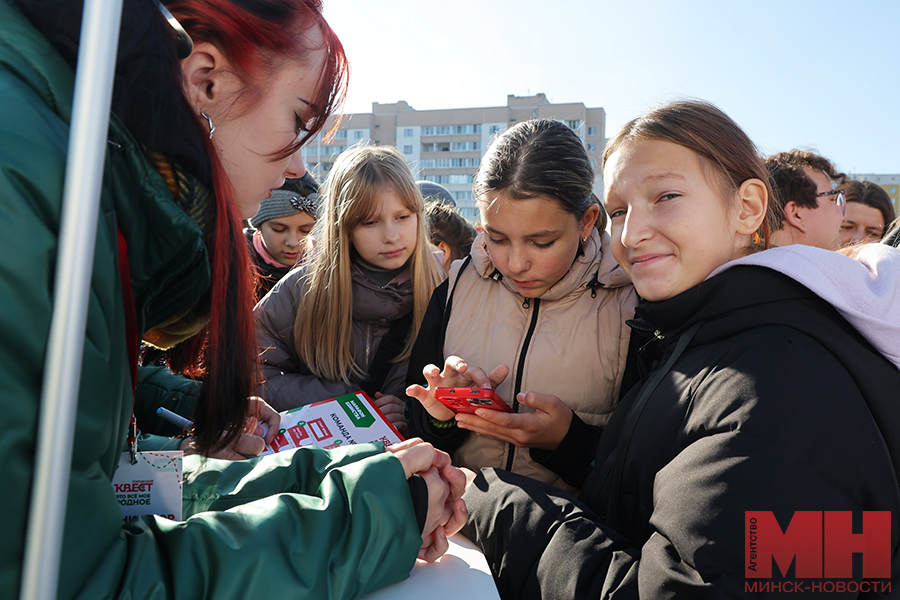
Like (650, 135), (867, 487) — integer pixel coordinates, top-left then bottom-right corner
(522, 298), (530, 309)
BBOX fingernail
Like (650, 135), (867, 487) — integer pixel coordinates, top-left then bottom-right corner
(517, 392), (525, 402)
(482, 382), (491, 390)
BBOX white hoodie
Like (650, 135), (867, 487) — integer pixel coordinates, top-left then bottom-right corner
(711, 244), (900, 371)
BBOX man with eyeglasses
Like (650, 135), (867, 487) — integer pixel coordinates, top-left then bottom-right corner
(766, 150), (846, 250)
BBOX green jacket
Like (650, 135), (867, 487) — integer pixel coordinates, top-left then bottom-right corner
(0, 3), (422, 598)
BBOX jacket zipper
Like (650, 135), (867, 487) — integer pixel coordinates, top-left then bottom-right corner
(504, 297), (540, 472)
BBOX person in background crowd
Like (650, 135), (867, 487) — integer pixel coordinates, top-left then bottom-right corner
(407, 119), (638, 493)
(461, 100), (900, 598)
(418, 179), (457, 208)
(838, 179), (897, 246)
(246, 173), (321, 301)
(0, 1), (465, 598)
(425, 199), (477, 274)
(766, 150), (846, 250)
(885, 217), (900, 248)
(255, 145), (444, 435)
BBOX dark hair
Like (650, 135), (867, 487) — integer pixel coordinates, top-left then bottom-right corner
(15, 0), (347, 454)
(474, 119), (605, 231)
(841, 180), (897, 235)
(425, 201), (476, 261)
(603, 99), (776, 250)
(765, 150), (846, 221)
(282, 172), (320, 197)
(772, 149), (845, 183)
(764, 154), (818, 229)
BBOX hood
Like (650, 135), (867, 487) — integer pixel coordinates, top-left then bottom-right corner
(632, 256), (900, 507)
(469, 228), (632, 302)
(712, 244), (900, 371)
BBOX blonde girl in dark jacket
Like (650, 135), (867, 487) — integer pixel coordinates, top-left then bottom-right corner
(255, 145), (444, 434)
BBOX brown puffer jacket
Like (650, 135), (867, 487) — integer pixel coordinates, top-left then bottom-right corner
(435, 228), (637, 490)
(254, 261), (414, 411)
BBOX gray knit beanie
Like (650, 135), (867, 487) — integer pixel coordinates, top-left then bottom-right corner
(249, 189), (322, 228)
(417, 181), (456, 208)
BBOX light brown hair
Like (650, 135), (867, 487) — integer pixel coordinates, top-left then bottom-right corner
(293, 146), (443, 383)
(603, 99), (776, 251)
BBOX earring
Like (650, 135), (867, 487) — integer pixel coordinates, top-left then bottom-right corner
(751, 231), (761, 245)
(581, 237), (588, 243)
(200, 111), (215, 139)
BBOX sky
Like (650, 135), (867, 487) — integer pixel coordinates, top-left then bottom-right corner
(323, 0), (899, 175)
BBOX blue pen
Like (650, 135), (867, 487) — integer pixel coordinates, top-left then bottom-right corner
(156, 407), (194, 431)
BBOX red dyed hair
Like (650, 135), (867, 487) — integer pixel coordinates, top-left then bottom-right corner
(164, 0), (348, 453)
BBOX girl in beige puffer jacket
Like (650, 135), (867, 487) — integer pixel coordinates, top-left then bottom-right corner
(407, 119), (639, 491)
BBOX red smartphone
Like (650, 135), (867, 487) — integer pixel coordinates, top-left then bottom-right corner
(433, 387), (512, 414)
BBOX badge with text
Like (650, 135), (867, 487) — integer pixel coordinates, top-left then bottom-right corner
(112, 451), (183, 524)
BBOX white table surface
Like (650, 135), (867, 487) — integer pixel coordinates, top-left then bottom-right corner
(361, 534), (500, 599)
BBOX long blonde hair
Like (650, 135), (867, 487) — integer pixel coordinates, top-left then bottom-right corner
(293, 145), (443, 384)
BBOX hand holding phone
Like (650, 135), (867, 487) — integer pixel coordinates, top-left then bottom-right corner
(433, 387), (512, 414)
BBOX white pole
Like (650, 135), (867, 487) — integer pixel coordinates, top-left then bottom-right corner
(19, 0), (124, 599)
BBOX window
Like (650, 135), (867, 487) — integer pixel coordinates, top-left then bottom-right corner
(450, 141), (480, 151)
(404, 128), (414, 137)
(452, 191), (474, 201)
(354, 130), (364, 139)
(489, 125), (502, 134)
(419, 158), (480, 168)
(403, 145), (413, 154)
(588, 126), (597, 136)
(891, 187), (897, 194)
(422, 124), (481, 136)
(565, 120), (582, 131)
(459, 206), (479, 220)
(588, 144), (596, 153)
(424, 174), (474, 185)
(334, 130), (347, 139)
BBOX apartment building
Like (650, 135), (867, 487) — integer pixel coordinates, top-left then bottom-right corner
(849, 173), (900, 216)
(302, 93), (606, 220)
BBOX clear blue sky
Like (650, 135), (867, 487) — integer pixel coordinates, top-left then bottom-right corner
(324, 0), (899, 175)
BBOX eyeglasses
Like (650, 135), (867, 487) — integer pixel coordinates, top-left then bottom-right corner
(816, 188), (846, 216)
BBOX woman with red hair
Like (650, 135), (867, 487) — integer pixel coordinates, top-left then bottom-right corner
(0, 1), (464, 598)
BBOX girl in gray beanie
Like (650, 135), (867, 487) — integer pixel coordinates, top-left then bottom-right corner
(245, 174), (321, 301)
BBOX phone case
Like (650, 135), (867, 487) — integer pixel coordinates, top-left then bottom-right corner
(433, 387), (512, 414)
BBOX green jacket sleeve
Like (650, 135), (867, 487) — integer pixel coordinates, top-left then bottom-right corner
(133, 365), (202, 451)
(135, 364), (202, 435)
(79, 444), (424, 600)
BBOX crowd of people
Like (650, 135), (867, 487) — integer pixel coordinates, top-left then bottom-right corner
(2, 0), (899, 599)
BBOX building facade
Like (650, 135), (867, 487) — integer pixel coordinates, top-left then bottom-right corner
(302, 94), (606, 221)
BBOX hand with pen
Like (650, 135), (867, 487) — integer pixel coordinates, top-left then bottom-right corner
(388, 438), (469, 562)
(175, 397), (281, 460)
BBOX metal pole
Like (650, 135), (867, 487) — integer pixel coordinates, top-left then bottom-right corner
(19, 0), (124, 598)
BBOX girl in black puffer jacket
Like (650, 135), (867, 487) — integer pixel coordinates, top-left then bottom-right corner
(461, 100), (900, 599)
